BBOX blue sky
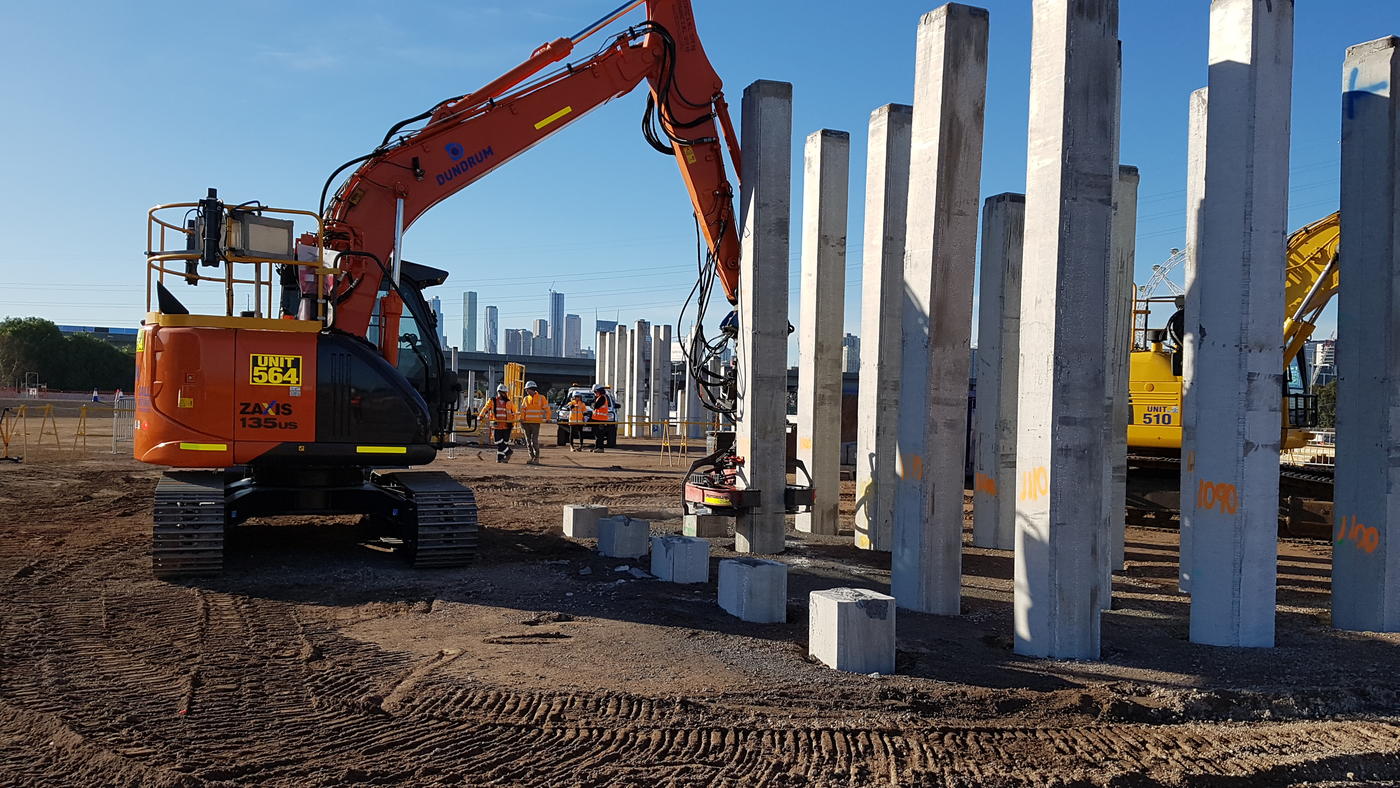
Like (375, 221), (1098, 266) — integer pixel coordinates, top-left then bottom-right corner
(1, 0), (1392, 350)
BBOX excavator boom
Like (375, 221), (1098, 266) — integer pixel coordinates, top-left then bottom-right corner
(1282, 212), (1340, 365)
(322, 0), (742, 341)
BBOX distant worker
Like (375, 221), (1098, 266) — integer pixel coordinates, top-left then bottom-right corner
(566, 391), (588, 452)
(590, 383), (611, 453)
(519, 381), (551, 465)
(479, 384), (517, 463)
(91, 388), (101, 403)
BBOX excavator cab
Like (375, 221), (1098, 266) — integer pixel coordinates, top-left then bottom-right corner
(1285, 351), (1319, 435)
(368, 260), (459, 439)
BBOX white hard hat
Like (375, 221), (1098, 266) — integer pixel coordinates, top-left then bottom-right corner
(524, 380), (538, 390)
(592, 383), (605, 391)
(496, 383), (508, 393)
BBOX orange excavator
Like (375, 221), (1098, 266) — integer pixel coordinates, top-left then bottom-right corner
(137, 0), (748, 576)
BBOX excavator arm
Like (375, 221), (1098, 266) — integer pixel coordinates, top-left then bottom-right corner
(1282, 211), (1340, 365)
(321, 0), (742, 342)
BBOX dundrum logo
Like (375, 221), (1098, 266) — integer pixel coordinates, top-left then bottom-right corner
(436, 142), (494, 186)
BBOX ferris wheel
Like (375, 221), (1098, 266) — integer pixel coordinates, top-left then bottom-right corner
(1136, 247), (1187, 301)
(1133, 248), (1187, 347)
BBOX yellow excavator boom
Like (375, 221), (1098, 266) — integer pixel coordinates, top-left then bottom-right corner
(1282, 212), (1340, 365)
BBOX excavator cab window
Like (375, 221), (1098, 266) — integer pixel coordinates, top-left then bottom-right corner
(381, 264), (457, 439)
(1286, 351), (1318, 429)
(394, 308), (432, 394)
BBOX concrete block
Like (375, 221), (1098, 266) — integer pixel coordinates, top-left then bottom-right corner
(735, 79), (793, 555)
(808, 588), (896, 674)
(683, 514), (730, 538)
(597, 516), (649, 559)
(1186, 0), (1293, 648)
(1014, 0), (1120, 660)
(795, 129), (851, 536)
(717, 558), (787, 623)
(854, 104), (912, 552)
(562, 505), (608, 539)
(892, 4), (989, 615)
(1334, 35), (1400, 633)
(650, 535), (710, 584)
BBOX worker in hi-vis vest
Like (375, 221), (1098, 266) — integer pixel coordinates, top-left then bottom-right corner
(519, 381), (551, 465)
(590, 383), (612, 453)
(479, 384), (518, 463)
(567, 392), (589, 452)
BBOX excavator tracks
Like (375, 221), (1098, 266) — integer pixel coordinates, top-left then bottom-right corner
(376, 470), (479, 569)
(152, 471), (226, 578)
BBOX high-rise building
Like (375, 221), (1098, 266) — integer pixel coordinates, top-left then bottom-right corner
(596, 319), (618, 334)
(841, 333), (860, 374)
(548, 290), (565, 356)
(531, 334), (551, 356)
(564, 313), (581, 358)
(532, 319), (549, 354)
(504, 328), (534, 356)
(484, 305), (499, 353)
(429, 296), (447, 347)
(463, 291), (478, 351)
(1310, 338), (1337, 387)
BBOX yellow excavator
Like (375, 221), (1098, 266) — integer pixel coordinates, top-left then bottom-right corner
(1127, 212), (1340, 452)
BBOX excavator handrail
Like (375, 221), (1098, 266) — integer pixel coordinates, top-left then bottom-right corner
(145, 204), (329, 319)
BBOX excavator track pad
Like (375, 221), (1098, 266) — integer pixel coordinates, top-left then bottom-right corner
(152, 471), (227, 578)
(374, 470), (479, 569)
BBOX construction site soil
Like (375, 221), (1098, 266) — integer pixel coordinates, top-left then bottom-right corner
(2, 441), (1398, 787)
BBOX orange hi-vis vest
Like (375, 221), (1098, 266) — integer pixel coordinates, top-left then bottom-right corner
(568, 399), (588, 424)
(480, 398), (516, 430)
(592, 397), (611, 422)
(520, 392), (550, 424)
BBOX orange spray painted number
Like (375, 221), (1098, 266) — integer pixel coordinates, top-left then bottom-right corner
(1335, 514), (1381, 554)
(1196, 479), (1238, 514)
(1018, 466), (1048, 502)
(898, 454), (924, 481)
(974, 472), (998, 497)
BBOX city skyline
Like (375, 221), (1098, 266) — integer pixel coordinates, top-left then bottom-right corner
(461, 289), (619, 359)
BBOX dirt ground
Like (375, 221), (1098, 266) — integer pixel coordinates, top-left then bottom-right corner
(2, 438), (1399, 787)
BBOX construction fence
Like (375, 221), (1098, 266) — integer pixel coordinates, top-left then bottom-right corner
(445, 414), (717, 466)
(0, 400), (136, 461)
(0, 399), (713, 465)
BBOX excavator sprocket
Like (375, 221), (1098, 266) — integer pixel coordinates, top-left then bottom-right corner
(152, 471), (227, 578)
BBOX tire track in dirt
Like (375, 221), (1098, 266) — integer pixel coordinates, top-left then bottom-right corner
(7, 567), (1400, 786)
(5, 463), (1400, 785)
